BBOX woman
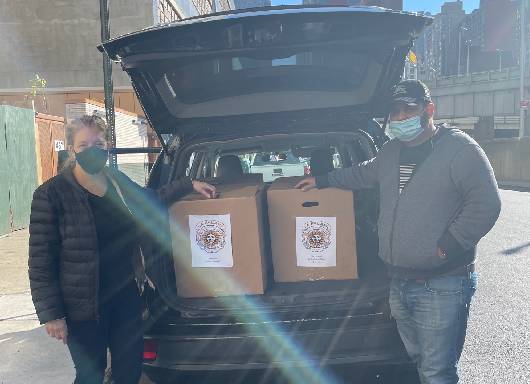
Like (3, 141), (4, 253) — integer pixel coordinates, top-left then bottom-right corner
(28, 115), (215, 384)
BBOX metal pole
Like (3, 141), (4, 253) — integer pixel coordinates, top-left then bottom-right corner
(99, 0), (117, 168)
(519, 0), (526, 137)
(466, 41), (470, 76)
(457, 26), (462, 76)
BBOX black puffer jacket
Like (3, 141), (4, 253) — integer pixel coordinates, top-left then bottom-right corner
(28, 167), (192, 324)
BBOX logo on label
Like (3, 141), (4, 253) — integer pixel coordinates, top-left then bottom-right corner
(195, 220), (227, 254)
(301, 220), (332, 252)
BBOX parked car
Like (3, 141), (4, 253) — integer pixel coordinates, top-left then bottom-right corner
(100, 5), (431, 383)
(250, 151), (307, 182)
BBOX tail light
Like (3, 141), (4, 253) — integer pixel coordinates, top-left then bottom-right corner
(304, 165), (311, 175)
(143, 339), (158, 361)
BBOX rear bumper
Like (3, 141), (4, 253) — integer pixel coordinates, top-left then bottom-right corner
(144, 357), (414, 384)
(143, 317), (410, 381)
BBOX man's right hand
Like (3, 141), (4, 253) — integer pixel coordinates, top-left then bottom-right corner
(294, 177), (317, 191)
(45, 318), (68, 344)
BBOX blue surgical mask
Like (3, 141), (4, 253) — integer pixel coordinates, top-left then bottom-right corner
(388, 114), (424, 142)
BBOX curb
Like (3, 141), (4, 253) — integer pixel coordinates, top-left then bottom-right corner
(498, 181), (530, 190)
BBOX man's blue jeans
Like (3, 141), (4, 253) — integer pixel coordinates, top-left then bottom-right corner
(389, 272), (477, 384)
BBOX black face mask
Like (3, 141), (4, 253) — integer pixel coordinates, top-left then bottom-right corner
(75, 146), (108, 174)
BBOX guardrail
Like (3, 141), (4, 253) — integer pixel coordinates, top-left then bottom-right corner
(425, 67), (530, 88)
(481, 137), (530, 187)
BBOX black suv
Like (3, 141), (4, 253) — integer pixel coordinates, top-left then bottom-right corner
(100, 6), (431, 383)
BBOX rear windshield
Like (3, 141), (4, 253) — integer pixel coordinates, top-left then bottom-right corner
(251, 151), (303, 166)
(158, 48), (371, 104)
(187, 147), (343, 182)
(114, 11), (427, 121)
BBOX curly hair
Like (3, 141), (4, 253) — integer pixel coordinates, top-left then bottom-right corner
(66, 114), (110, 146)
(59, 114), (110, 172)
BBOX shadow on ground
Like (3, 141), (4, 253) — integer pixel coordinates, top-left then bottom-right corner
(501, 241), (530, 256)
(0, 326), (74, 384)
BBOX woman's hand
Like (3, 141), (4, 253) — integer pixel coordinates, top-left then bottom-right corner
(45, 318), (68, 344)
(192, 181), (217, 199)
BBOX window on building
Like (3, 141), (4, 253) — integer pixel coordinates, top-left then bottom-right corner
(157, 0), (183, 24)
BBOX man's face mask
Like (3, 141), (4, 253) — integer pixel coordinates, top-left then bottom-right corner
(388, 106), (426, 142)
(75, 146), (108, 174)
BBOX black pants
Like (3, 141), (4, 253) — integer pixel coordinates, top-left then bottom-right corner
(66, 284), (143, 384)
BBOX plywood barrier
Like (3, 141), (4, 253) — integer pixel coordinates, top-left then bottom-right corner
(34, 113), (66, 184)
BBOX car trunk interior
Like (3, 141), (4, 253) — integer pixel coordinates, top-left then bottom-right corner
(146, 130), (390, 322)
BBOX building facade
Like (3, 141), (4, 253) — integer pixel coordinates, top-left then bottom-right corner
(416, 0), (528, 80)
(438, 1), (466, 76)
(0, 0), (235, 117)
(481, 0), (518, 53)
(413, 12), (436, 80)
(413, 2), (467, 79)
(234, 0), (271, 9)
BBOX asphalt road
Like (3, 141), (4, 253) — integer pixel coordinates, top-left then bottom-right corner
(0, 188), (528, 383)
(457, 188), (530, 383)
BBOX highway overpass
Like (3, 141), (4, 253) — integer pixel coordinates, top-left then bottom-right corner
(425, 67), (530, 141)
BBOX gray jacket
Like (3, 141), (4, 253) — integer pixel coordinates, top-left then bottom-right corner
(316, 127), (501, 273)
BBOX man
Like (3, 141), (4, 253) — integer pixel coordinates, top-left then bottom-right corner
(295, 80), (501, 384)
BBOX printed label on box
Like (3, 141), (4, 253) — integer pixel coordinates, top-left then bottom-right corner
(296, 217), (337, 267)
(189, 214), (233, 267)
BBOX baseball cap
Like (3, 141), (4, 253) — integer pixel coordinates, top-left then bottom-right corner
(390, 80), (432, 106)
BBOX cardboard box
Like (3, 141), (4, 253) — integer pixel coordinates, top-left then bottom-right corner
(267, 177), (358, 282)
(202, 173), (263, 186)
(169, 180), (268, 298)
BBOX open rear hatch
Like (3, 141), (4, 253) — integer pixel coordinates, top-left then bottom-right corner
(100, 6), (432, 315)
(100, 6), (431, 140)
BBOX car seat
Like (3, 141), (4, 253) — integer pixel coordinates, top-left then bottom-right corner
(217, 155), (244, 178)
(309, 148), (334, 176)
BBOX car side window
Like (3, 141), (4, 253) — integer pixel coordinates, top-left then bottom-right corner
(185, 152), (196, 177)
(331, 146), (343, 169)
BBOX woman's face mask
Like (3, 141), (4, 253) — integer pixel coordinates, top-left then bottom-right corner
(73, 127), (108, 174)
(75, 146), (108, 174)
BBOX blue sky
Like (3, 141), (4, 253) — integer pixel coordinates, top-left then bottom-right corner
(403, 0), (479, 14)
(270, 1), (481, 14)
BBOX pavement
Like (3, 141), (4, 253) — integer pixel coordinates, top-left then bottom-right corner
(0, 229), (31, 295)
(0, 230), (152, 384)
(0, 188), (529, 383)
(0, 229), (75, 383)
